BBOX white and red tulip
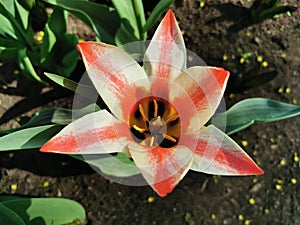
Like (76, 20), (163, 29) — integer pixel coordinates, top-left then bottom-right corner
(41, 10), (263, 197)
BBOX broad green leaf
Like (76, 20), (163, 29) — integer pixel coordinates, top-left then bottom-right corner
(43, 0), (119, 44)
(18, 48), (48, 85)
(0, 37), (24, 61)
(212, 98), (300, 135)
(0, 204), (26, 225)
(17, 0), (36, 10)
(143, 0), (174, 32)
(15, 0), (30, 30)
(41, 34), (79, 77)
(0, 13), (18, 39)
(259, 5), (297, 21)
(111, 0), (141, 40)
(40, 23), (56, 63)
(2, 198), (86, 225)
(44, 72), (94, 98)
(0, 104), (99, 135)
(243, 70), (277, 90)
(0, 2), (32, 46)
(73, 153), (140, 177)
(48, 6), (67, 38)
(0, 124), (63, 151)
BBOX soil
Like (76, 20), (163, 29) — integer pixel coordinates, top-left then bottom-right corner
(0, 0), (299, 224)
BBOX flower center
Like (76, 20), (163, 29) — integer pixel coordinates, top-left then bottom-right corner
(129, 97), (181, 148)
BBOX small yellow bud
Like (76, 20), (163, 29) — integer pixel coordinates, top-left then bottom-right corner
(211, 214), (216, 220)
(200, 1), (205, 8)
(244, 219), (251, 225)
(281, 53), (286, 58)
(285, 88), (291, 94)
(291, 178), (297, 184)
(241, 140), (248, 147)
(79, 39), (85, 43)
(229, 93), (235, 99)
(238, 214), (244, 221)
(147, 196), (155, 203)
(9, 153), (14, 158)
(252, 178), (257, 184)
(248, 198), (255, 205)
(223, 54), (228, 61)
(279, 159), (286, 166)
(292, 99), (298, 104)
(43, 181), (49, 187)
(276, 179), (283, 184)
(14, 70), (20, 75)
(269, 138), (275, 144)
(264, 208), (270, 214)
(239, 57), (245, 64)
(261, 61), (268, 67)
(275, 184), (282, 191)
(278, 87), (284, 93)
(294, 153), (299, 162)
(256, 56), (263, 62)
(11, 184), (17, 191)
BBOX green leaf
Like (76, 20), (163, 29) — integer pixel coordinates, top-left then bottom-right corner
(48, 6), (67, 38)
(41, 34), (79, 77)
(44, 72), (94, 99)
(243, 70), (278, 89)
(15, 0), (30, 30)
(18, 48), (48, 85)
(0, 104), (99, 135)
(111, 0), (141, 40)
(73, 153), (140, 177)
(0, 38), (23, 60)
(259, 5), (297, 21)
(212, 98), (300, 135)
(40, 23), (56, 63)
(17, 0), (36, 10)
(0, 124), (63, 151)
(2, 198), (86, 225)
(143, 0), (174, 33)
(0, 204), (26, 225)
(0, 2), (32, 46)
(43, 0), (120, 44)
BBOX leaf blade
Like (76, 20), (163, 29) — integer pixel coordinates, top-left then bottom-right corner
(212, 98), (300, 135)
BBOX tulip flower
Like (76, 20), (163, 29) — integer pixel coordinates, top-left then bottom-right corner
(41, 10), (263, 197)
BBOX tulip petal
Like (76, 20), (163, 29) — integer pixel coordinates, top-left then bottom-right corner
(171, 66), (229, 133)
(189, 125), (263, 175)
(40, 110), (131, 154)
(77, 42), (149, 121)
(144, 10), (186, 82)
(128, 143), (193, 197)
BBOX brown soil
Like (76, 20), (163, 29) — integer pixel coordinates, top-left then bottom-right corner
(0, 0), (299, 224)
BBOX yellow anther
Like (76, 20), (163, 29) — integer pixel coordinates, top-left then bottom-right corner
(149, 136), (155, 146)
(163, 134), (177, 143)
(153, 99), (158, 117)
(139, 104), (148, 121)
(133, 124), (146, 133)
(165, 114), (180, 124)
